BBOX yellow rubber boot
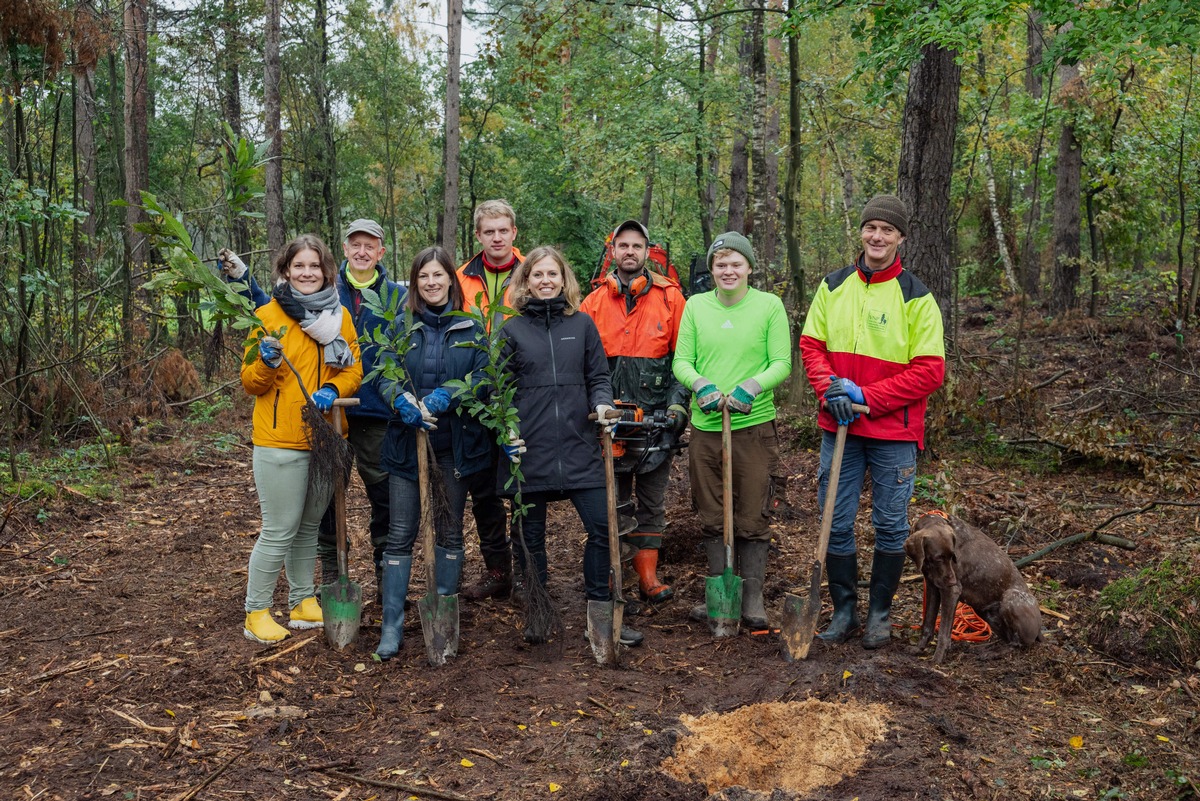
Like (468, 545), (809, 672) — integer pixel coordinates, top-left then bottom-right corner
(244, 609), (290, 644)
(288, 597), (324, 630)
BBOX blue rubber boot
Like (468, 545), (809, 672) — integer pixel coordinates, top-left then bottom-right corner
(434, 547), (464, 596)
(375, 556), (412, 661)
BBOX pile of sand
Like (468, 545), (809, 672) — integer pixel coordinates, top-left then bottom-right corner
(660, 699), (890, 795)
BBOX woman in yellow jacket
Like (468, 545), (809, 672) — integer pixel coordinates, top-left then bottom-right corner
(240, 234), (363, 644)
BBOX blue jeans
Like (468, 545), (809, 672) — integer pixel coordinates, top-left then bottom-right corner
(385, 449), (470, 558)
(512, 487), (610, 601)
(818, 432), (918, 556)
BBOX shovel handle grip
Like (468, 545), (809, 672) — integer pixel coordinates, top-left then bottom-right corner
(332, 397), (361, 407)
(587, 409), (622, 421)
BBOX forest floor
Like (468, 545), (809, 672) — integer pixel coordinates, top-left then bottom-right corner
(2, 298), (1199, 801)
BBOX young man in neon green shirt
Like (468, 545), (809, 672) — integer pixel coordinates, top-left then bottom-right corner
(672, 232), (792, 629)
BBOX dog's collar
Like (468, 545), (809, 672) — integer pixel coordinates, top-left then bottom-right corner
(922, 509), (950, 520)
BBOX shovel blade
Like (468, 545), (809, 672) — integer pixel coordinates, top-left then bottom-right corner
(706, 569), (742, 638)
(417, 592), (460, 666)
(780, 561), (823, 662)
(586, 600), (619, 665)
(320, 576), (363, 651)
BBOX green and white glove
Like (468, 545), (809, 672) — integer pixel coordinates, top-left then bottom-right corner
(691, 378), (723, 413)
(725, 379), (762, 415)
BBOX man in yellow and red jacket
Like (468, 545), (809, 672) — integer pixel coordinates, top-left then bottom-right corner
(581, 219), (689, 604)
(800, 194), (945, 650)
(457, 199), (523, 601)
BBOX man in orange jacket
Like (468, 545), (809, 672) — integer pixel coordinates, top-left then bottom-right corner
(580, 220), (689, 604)
(457, 200), (523, 601)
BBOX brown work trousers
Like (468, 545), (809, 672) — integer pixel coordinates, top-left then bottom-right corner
(688, 419), (780, 543)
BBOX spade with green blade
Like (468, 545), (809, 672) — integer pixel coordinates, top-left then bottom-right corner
(706, 405), (741, 637)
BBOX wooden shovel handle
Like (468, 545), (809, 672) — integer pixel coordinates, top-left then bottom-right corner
(813, 404), (869, 565)
(329, 398), (360, 580)
(416, 428), (436, 587)
(722, 405), (734, 555)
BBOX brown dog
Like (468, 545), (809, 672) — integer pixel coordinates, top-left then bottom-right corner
(905, 513), (1042, 663)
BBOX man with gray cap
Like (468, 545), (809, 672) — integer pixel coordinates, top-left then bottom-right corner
(580, 219), (689, 605)
(800, 194), (945, 650)
(672, 231), (792, 630)
(315, 219), (407, 589)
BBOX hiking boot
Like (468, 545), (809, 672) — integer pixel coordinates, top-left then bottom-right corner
(462, 568), (512, 602)
(288, 597), (324, 630)
(632, 549), (674, 604)
(244, 609), (289, 644)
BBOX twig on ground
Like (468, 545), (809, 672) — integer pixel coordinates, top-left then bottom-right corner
(110, 708), (176, 734)
(1015, 531), (1136, 568)
(586, 696), (618, 716)
(168, 746), (248, 801)
(319, 768), (473, 801)
(248, 635), (317, 666)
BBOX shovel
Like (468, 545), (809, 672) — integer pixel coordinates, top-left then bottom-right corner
(320, 397), (363, 651)
(587, 409), (624, 665)
(780, 402), (869, 661)
(706, 405), (741, 638)
(416, 428), (459, 666)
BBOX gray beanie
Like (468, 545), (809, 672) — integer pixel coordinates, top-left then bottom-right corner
(707, 231), (756, 271)
(860, 195), (909, 236)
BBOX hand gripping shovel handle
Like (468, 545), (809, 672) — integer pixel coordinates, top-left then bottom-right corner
(781, 402), (868, 661)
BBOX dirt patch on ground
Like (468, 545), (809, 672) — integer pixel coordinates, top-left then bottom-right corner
(662, 699), (890, 795)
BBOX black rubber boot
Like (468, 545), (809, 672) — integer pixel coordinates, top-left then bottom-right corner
(862, 550), (905, 650)
(736, 540), (769, 629)
(689, 537), (729, 622)
(817, 554), (860, 643)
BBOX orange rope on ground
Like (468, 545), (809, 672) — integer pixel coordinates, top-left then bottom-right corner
(915, 581), (992, 642)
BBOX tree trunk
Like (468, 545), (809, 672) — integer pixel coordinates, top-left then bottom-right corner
(977, 53), (1017, 293)
(264, 0), (285, 255)
(896, 41), (961, 323)
(222, 0), (249, 255)
(756, 0), (783, 272)
(123, 0), (151, 346)
(783, 0), (807, 405)
(441, 0), (462, 257)
(1018, 11), (1044, 298)
(1050, 61), (1082, 315)
(726, 28), (752, 234)
(641, 153), (654, 227)
(747, 0), (765, 248)
(73, 63), (98, 329)
(693, 11), (716, 250)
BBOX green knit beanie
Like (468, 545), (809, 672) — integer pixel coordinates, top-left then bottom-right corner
(707, 231), (757, 271)
(860, 195), (909, 236)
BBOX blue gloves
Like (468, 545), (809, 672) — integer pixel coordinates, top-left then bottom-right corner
(311, 387), (338, 412)
(691, 378), (723, 413)
(725, 379), (762, 415)
(824, 376), (864, 426)
(502, 432), (526, 464)
(258, 336), (282, 368)
(394, 391), (437, 430)
(422, 388), (453, 416)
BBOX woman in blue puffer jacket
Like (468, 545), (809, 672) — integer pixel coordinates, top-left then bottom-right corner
(375, 247), (488, 660)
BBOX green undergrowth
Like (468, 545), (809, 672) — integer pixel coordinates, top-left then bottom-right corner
(1090, 557), (1200, 670)
(1, 438), (127, 503)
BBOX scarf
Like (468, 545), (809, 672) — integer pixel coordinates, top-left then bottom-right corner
(272, 282), (355, 368)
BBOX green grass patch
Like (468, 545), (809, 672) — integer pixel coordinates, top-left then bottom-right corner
(1090, 558), (1200, 669)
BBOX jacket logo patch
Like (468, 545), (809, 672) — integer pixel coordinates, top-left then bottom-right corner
(560, 336), (577, 341)
(867, 309), (888, 332)
(721, 320), (734, 329)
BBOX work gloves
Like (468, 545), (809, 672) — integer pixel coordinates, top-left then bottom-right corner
(594, 404), (618, 435)
(422, 388), (453, 416)
(725, 379), (762, 415)
(311, 387), (338, 413)
(394, 391), (437, 430)
(824, 375), (864, 426)
(258, 336), (283, 368)
(691, 378), (723, 414)
(502, 432), (526, 464)
(217, 248), (248, 280)
(666, 404), (689, 434)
